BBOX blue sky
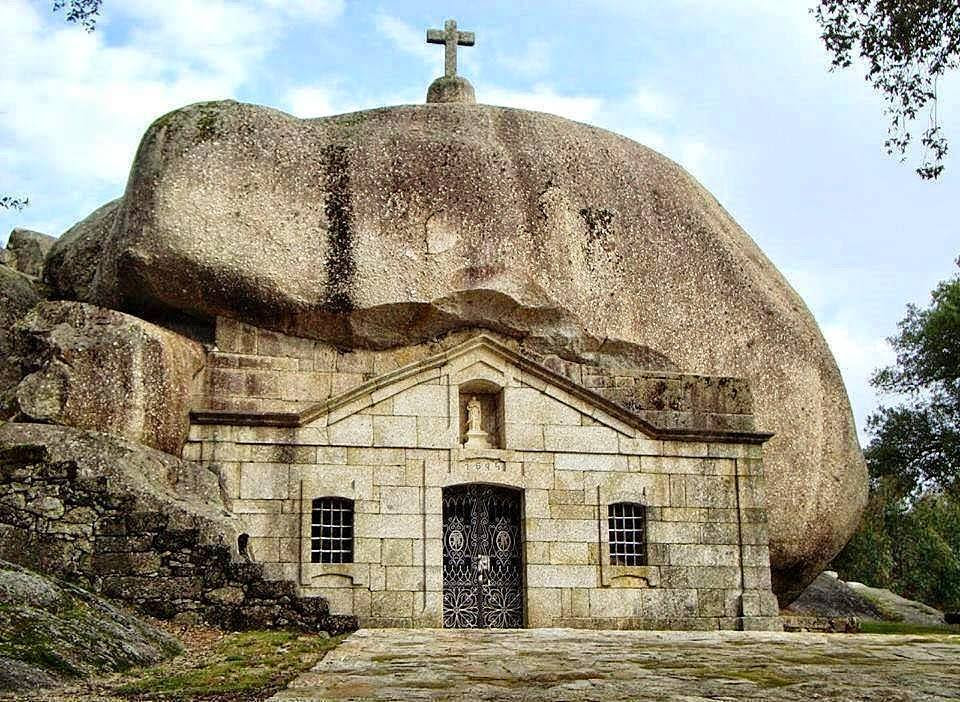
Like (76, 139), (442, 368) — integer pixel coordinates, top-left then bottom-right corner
(2, 0), (958, 441)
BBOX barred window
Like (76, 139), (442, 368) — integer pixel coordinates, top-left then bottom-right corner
(608, 502), (647, 566)
(311, 497), (354, 564)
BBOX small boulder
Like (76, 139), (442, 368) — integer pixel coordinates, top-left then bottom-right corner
(786, 571), (886, 620)
(845, 580), (948, 625)
(12, 301), (205, 455)
(0, 559), (180, 692)
(1, 228), (55, 278)
(44, 199), (120, 302)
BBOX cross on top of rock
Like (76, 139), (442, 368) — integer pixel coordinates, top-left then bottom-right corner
(427, 19), (475, 78)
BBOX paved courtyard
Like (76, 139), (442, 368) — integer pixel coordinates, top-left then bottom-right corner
(272, 628), (960, 701)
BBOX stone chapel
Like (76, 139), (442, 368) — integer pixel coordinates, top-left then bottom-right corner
(187, 324), (781, 630)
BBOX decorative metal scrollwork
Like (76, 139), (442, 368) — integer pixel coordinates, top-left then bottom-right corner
(442, 484), (524, 629)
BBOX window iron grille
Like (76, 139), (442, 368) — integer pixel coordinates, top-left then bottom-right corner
(311, 496), (354, 564)
(608, 502), (647, 566)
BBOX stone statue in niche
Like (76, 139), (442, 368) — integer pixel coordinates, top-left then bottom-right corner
(463, 395), (493, 449)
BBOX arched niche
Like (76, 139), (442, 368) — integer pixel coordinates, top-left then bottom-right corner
(457, 378), (503, 449)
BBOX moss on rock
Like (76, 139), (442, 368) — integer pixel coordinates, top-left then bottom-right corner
(0, 560), (180, 692)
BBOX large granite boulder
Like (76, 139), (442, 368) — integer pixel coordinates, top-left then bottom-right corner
(49, 99), (867, 601)
(1, 229), (55, 278)
(12, 301), (205, 454)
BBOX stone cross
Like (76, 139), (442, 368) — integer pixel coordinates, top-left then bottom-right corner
(427, 19), (475, 78)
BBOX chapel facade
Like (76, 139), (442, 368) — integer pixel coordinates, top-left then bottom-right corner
(185, 318), (783, 631)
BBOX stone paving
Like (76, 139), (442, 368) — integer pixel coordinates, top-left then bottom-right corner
(272, 628), (960, 701)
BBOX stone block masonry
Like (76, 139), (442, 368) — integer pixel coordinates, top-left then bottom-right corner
(0, 423), (355, 635)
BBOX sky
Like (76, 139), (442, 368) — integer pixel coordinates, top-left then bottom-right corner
(2, 0), (958, 443)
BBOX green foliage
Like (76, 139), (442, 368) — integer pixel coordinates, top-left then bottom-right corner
(834, 489), (960, 611)
(51, 0), (102, 31)
(832, 482), (896, 588)
(867, 258), (960, 498)
(833, 258), (960, 611)
(0, 196), (29, 211)
(813, 1), (960, 179)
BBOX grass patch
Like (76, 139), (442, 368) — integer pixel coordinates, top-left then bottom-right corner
(117, 630), (342, 700)
(859, 620), (960, 636)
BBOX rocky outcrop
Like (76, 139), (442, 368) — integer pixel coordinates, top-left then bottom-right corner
(0, 229), (56, 278)
(0, 422), (356, 634)
(47, 99), (868, 601)
(0, 265), (43, 410)
(45, 199), (120, 302)
(1, 228), (55, 278)
(0, 559), (180, 692)
(12, 301), (205, 454)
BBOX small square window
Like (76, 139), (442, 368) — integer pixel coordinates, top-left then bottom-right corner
(311, 496), (354, 564)
(608, 502), (647, 566)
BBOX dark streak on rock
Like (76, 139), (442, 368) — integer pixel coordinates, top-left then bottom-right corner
(580, 207), (616, 251)
(321, 145), (355, 314)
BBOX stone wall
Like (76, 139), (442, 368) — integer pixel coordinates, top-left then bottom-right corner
(0, 423), (355, 634)
(188, 334), (782, 630)
(204, 318), (758, 437)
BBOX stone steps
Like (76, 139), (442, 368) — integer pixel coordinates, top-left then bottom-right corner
(0, 425), (356, 635)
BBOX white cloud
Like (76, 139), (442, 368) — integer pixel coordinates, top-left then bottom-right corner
(482, 84), (604, 123)
(629, 87), (674, 119)
(822, 320), (894, 440)
(284, 83), (423, 118)
(263, 0), (344, 21)
(286, 86), (339, 118)
(497, 39), (551, 79)
(0, 0), (344, 193)
(374, 12), (434, 63)
(675, 140), (722, 181)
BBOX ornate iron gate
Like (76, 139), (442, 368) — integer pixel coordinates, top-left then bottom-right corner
(442, 484), (524, 628)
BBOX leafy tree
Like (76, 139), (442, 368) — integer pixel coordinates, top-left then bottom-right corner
(832, 257), (960, 611)
(52, 0), (102, 31)
(868, 257), (960, 497)
(0, 196), (29, 212)
(2, 2), (103, 211)
(813, 1), (960, 179)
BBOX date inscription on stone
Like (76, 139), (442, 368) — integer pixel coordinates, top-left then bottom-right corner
(460, 459), (505, 472)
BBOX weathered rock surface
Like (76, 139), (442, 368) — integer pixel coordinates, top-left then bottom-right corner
(273, 628), (960, 702)
(786, 571), (886, 620)
(1, 228), (55, 278)
(0, 422), (356, 635)
(44, 199), (120, 303)
(0, 422), (228, 581)
(0, 559), (180, 692)
(846, 580), (948, 626)
(50, 100), (868, 601)
(12, 301), (205, 454)
(0, 265), (43, 409)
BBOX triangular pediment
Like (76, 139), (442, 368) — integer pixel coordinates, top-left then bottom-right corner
(307, 335), (641, 438)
